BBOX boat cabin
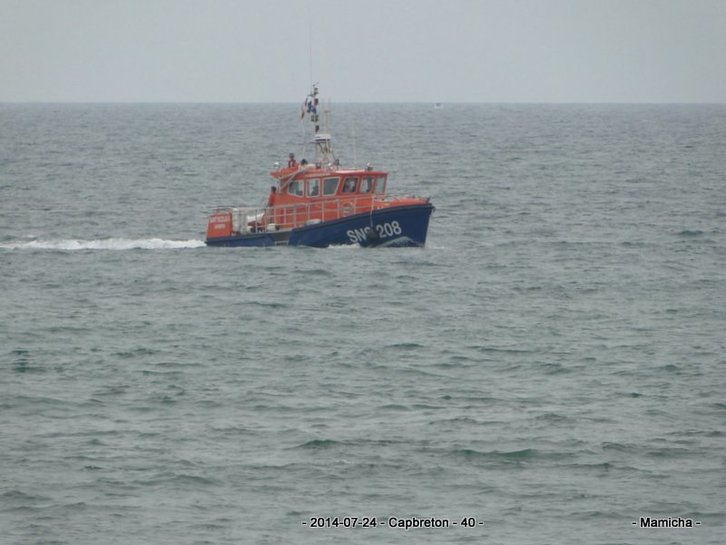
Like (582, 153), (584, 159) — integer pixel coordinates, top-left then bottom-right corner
(264, 167), (389, 230)
(277, 170), (387, 200)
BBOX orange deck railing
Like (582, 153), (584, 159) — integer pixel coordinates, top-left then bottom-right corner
(213, 195), (378, 235)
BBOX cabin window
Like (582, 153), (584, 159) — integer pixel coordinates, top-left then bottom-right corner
(288, 180), (304, 196)
(307, 179), (320, 197)
(361, 176), (375, 193)
(323, 177), (339, 196)
(375, 176), (386, 194)
(342, 177), (357, 193)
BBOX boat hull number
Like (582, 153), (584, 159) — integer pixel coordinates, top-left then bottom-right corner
(347, 221), (402, 243)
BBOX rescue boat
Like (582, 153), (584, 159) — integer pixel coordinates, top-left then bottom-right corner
(205, 85), (434, 248)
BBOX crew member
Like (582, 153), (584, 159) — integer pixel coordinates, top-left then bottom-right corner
(267, 186), (277, 207)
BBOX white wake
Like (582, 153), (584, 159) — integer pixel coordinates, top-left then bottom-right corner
(0, 238), (206, 251)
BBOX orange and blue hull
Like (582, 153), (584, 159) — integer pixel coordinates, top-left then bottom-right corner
(205, 203), (434, 248)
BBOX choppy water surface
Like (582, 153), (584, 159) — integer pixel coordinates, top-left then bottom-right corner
(1, 103), (725, 544)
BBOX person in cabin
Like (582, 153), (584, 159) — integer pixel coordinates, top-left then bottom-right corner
(288, 153), (298, 168)
(362, 177), (374, 193)
(343, 178), (356, 193)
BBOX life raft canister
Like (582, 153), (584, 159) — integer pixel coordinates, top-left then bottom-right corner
(206, 210), (233, 239)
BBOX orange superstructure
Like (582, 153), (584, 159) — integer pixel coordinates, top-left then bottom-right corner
(259, 165), (427, 231)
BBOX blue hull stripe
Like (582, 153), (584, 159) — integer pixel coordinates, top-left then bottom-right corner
(206, 203), (434, 248)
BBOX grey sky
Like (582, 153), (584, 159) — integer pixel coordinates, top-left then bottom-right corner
(2, 0), (725, 103)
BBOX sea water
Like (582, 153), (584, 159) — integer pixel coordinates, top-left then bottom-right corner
(1, 103), (724, 544)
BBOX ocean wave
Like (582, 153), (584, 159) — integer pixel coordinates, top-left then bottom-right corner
(0, 238), (206, 251)
(294, 439), (341, 449)
(454, 447), (540, 462)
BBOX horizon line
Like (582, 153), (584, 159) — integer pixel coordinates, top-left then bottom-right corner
(2, 99), (725, 106)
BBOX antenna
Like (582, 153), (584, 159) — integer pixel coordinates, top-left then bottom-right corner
(323, 98), (331, 134)
(352, 121), (357, 166)
(308, 21), (313, 89)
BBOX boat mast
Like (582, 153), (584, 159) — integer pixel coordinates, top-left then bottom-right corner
(301, 84), (336, 168)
